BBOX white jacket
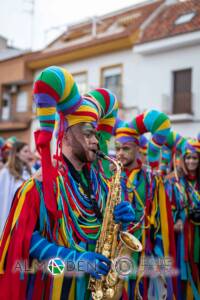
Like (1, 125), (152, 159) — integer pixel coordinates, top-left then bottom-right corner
(0, 167), (31, 237)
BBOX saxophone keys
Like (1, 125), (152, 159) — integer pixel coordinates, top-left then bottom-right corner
(105, 287), (115, 299)
(102, 243), (112, 257)
(92, 290), (104, 300)
(102, 250), (110, 257)
(106, 270), (118, 287)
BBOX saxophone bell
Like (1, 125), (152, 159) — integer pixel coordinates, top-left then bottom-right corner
(119, 232), (142, 252)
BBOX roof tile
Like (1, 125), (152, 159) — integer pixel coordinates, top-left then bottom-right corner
(139, 0), (200, 43)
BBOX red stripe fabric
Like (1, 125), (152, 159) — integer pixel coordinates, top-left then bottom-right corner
(98, 124), (113, 134)
(184, 220), (189, 261)
(0, 189), (22, 256)
(96, 88), (110, 113)
(135, 114), (147, 134)
(72, 111), (97, 120)
(34, 80), (60, 103)
(32, 272), (45, 300)
(0, 186), (40, 300)
(166, 192), (178, 297)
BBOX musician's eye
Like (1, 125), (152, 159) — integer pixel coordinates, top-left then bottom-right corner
(83, 130), (98, 140)
(123, 147), (130, 152)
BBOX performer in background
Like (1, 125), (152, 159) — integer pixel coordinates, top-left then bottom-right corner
(165, 136), (200, 300)
(113, 111), (173, 300)
(0, 66), (135, 300)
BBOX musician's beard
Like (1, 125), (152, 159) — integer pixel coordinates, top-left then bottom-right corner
(71, 132), (97, 163)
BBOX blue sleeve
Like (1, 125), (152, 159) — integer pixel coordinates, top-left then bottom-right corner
(30, 231), (80, 262)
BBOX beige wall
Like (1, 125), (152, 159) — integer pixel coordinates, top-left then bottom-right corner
(0, 58), (25, 84)
(11, 83), (33, 122)
(0, 127), (31, 144)
(0, 55), (34, 141)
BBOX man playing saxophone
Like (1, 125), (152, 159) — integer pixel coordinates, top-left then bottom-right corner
(0, 66), (136, 300)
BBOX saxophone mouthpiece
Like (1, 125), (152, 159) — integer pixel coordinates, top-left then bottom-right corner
(96, 150), (106, 159)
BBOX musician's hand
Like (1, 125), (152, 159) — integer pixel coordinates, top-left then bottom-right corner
(80, 251), (111, 279)
(114, 202), (135, 224)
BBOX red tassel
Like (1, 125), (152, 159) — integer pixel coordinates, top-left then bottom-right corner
(34, 130), (57, 217)
(184, 220), (189, 261)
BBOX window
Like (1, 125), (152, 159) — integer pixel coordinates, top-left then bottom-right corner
(175, 12), (195, 25)
(101, 65), (122, 105)
(173, 69), (192, 114)
(72, 72), (88, 95)
(1, 93), (11, 120)
(16, 91), (28, 112)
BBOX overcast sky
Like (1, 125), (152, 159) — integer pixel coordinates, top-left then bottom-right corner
(0, 0), (145, 50)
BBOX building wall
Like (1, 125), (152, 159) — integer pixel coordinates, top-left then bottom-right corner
(0, 128), (31, 143)
(11, 83), (33, 122)
(0, 58), (25, 84)
(34, 42), (200, 137)
(132, 43), (200, 136)
(133, 44), (200, 115)
(61, 49), (138, 109)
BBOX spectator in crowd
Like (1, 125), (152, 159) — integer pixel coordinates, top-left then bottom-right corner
(0, 140), (33, 237)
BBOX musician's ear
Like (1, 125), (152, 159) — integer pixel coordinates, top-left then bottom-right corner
(63, 128), (72, 146)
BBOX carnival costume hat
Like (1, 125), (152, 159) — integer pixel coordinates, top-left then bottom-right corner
(139, 134), (148, 155)
(164, 131), (200, 156)
(33, 66), (118, 216)
(183, 138), (200, 154)
(114, 110), (171, 168)
(160, 131), (184, 173)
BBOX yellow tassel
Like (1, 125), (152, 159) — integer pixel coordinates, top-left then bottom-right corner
(52, 275), (64, 300)
(158, 179), (169, 256)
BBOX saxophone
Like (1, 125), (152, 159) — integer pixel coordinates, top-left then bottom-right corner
(88, 151), (142, 300)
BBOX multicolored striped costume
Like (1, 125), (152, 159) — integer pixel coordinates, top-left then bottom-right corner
(0, 66), (118, 300)
(113, 111), (175, 299)
(165, 137), (200, 300)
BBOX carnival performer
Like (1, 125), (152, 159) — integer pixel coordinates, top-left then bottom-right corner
(0, 66), (136, 300)
(113, 111), (173, 300)
(165, 136), (200, 300)
(0, 140), (33, 237)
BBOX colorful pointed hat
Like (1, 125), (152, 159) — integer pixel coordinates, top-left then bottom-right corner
(164, 131), (184, 153)
(139, 134), (148, 155)
(34, 66), (118, 146)
(114, 109), (171, 168)
(183, 138), (200, 154)
(33, 66), (118, 215)
(162, 131), (186, 169)
(164, 131), (200, 156)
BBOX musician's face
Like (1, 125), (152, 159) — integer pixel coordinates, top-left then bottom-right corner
(115, 142), (138, 168)
(184, 152), (199, 173)
(68, 123), (99, 163)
